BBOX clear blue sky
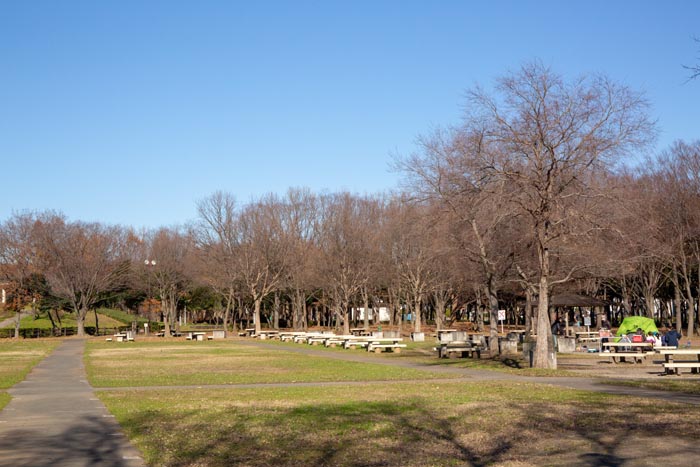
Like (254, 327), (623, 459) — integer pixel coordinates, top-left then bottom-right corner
(1, 1), (698, 229)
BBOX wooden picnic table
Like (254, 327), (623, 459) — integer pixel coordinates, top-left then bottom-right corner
(655, 348), (700, 375)
(349, 328), (372, 336)
(601, 341), (652, 363)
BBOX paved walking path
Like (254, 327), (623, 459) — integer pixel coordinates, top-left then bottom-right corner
(0, 339), (145, 467)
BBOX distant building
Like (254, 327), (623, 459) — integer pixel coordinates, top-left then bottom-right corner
(351, 307), (390, 323)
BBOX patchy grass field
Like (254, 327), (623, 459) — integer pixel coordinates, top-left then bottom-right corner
(85, 338), (700, 466)
(0, 339), (59, 388)
(85, 340), (459, 387)
(0, 339), (58, 410)
(98, 381), (700, 467)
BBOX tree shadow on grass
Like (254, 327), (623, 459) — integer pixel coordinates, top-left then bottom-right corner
(118, 400), (522, 467)
(0, 413), (141, 467)
(114, 393), (700, 467)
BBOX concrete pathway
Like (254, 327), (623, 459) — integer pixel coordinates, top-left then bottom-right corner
(0, 339), (145, 467)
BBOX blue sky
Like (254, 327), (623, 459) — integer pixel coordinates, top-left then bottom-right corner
(1, 1), (698, 229)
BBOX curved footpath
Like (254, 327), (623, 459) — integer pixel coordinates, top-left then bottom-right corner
(0, 339), (145, 467)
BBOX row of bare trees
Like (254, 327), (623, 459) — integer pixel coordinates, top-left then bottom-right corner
(1, 63), (699, 369)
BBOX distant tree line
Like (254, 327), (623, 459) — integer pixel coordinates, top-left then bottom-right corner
(1, 63), (698, 369)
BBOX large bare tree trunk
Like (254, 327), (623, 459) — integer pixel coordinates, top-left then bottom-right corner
(76, 307), (88, 337)
(254, 297), (262, 334)
(413, 296), (422, 333)
(534, 246), (556, 369)
(14, 311), (21, 339)
(485, 284), (499, 356)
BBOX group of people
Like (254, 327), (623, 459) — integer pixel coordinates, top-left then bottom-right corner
(551, 314), (685, 349)
(611, 324), (683, 348)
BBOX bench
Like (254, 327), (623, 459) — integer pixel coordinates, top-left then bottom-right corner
(663, 362), (700, 375)
(368, 343), (407, 353)
(600, 352), (646, 364)
(344, 339), (370, 350)
(440, 346), (483, 359)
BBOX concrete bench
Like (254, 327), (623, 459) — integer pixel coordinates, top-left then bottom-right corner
(368, 343), (407, 353)
(663, 362), (700, 375)
(440, 346), (483, 359)
(344, 340), (370, 350)
(600, 352), (646, 364)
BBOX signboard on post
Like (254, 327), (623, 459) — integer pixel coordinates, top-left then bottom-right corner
(498, 309), (506, 334)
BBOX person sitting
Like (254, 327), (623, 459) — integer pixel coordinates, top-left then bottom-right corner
(652, 331), (662, 347)
(645, 331), (656, 347)
(619, 334), (632, 351)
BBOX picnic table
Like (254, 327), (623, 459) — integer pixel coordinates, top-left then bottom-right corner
(186, 331), (208, 341)
(437, 340), (483, 359)
(257, 330), (280, 340)
(244, 328), (256, 337)
(366, 337), (405, 353)
(655, 348), (700, 375)
(601, 341), (652, 363)
(349, 328), (372, 336)
(436, 329), (457, 340)
(109, 333), (127, 342)
(278, 331), (306, 342)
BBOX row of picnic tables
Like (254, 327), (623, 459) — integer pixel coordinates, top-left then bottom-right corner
(243, 328), (406, 353)
(598, 339), (700, 375)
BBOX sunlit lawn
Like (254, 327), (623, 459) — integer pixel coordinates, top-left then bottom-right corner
(99, 381), (700, 467)
(0, 339), (59, 410)
(0, 339), (60, 388)
(9, 312), (125, 330)
(87, 338), (700, 466)
(85, 340), (459, 387)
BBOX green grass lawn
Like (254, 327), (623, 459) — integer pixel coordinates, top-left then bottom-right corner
(89, 339), (700, 466)
(98, 380), (700, 467)
(85, 340), (459, 387)
(13, 312), (126, 330)
(0, 339), (58, 410)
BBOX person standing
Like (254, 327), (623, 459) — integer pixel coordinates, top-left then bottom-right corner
(663, 326), (682, 348)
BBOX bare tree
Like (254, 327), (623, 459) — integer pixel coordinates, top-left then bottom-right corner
(235, 195), (290, 334)
(455, 62), (654, 368)
(0, 212), (42, 338)
(279, 188), (320, 330)
(143, 227), (193, 336)
(34, 215), (129, 336)
(196, 192), (241, 332)
(317, 193), (378, 334)
(684, 37), (700, 81)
